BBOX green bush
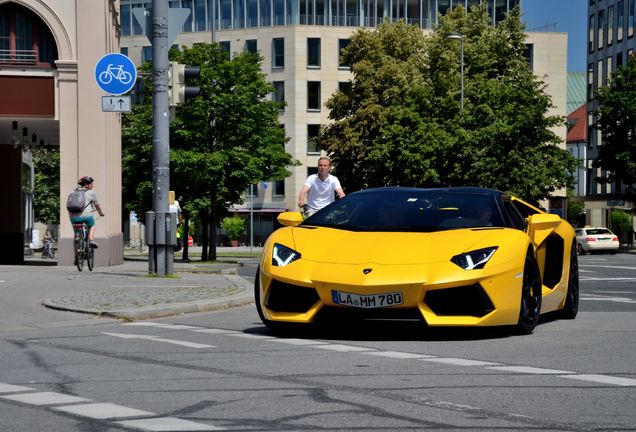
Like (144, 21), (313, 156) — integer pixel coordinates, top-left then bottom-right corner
(221, 216), (245, 240)
(611, 209), (632, 243)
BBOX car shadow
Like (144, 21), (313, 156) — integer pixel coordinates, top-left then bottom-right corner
(244, 320), (518, 342)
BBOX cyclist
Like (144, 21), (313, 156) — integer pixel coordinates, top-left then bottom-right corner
(68, 176), (105, 248)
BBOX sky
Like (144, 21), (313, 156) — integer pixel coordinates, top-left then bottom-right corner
(521, 0), (587, 72)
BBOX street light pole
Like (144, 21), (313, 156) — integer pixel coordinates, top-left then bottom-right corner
(447, 32), (464, 110)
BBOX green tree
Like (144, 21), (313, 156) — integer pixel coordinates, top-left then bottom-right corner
(321, 6), (576, 202)
(33, 150), (60, 225)
(122, 43), (297, 260)
(594, 55), (636, 196)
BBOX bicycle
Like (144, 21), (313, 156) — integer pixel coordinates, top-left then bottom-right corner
(98, 63), (133, 85)
(72, 223), (94, 271)
(41, 239), (55, 259)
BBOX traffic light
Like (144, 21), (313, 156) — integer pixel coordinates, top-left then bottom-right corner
(168, 61), (201, 106)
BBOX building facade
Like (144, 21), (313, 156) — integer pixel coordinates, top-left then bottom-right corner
(0, 0), (123, 265)
(121, 0), (568, 244)
(586, 0), (636, 226)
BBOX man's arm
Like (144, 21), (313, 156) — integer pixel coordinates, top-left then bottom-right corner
(95, 203), (105, 217)
(298, 185), (310, 209)
(336, 187), (345, 199)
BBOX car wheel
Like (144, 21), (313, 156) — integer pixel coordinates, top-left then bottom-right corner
(516, 252), (542, 334)
(560, 242), (579, 319)
(576, 243), (585, 255)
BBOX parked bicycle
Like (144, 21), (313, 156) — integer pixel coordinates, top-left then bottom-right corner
(41, 239), (55, 259)
(73, 222), (94, 271)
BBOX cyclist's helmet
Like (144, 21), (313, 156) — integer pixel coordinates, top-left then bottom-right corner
(78, 176), (94, 186)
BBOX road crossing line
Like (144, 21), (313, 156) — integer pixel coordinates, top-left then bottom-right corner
(102, 332), (215, 348)
(115, 322), (636, 387)
(0, 383), (225, 431)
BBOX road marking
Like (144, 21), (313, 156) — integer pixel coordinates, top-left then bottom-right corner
(269, 338), (328, 346)
(579, 265), (636, 270)
(362, 351), (435, 359)
(313, 344), (375, 352)
(193, 328), (240, 334)
(421, 357), (500, 366)
(123, 323), (204, 330)
(116, 417), (225, 431)
(53, 402), (154, 419)
(559, 374), (636, 386)
(0, 383), (35, 393)
(102, 332), (215, 348)
(580, 277), (636, 281)
(1, 392), (91, 405)
(580, 295), (636, 304)
(488, 366), (575, 374)
(225, 333), (275, 339)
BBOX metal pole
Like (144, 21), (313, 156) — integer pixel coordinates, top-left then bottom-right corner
(250, 185), (254, 252)
(211, 0), (216, 43)
(150, 0), (172, 275)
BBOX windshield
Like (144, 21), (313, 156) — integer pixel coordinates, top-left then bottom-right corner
(302, 189), (504, 232)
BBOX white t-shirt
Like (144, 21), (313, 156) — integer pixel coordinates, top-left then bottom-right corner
(304, 174), (342, 211)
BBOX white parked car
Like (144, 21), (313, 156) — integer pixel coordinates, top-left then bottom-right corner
(575, 227), (619, 255)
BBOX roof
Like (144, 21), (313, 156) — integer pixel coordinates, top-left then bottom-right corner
(567, 72), (587, 115)
(567, 103), (587, 143)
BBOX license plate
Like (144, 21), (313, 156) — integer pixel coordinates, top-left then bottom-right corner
(331, 290), (403, 308)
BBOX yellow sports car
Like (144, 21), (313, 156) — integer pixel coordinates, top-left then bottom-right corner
(256, 187), (579, 334)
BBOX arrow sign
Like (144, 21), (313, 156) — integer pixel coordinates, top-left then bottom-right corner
(102, 96), (131, 112)
(102, 332), (215, 348)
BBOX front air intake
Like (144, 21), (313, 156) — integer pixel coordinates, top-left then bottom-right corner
(424, 284), (494, 317)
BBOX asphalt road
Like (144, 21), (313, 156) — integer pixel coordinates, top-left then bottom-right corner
(0, 253), (635, 431)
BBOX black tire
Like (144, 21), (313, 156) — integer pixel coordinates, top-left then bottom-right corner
(577, 243), (585, 255)
(87, 245), (94, 271)
(75, 239), (83, 271)
(560, 242), (579, 319)
(516, 252), (542, 334)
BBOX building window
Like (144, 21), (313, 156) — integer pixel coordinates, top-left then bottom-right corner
(597, 59), (603, 90)
(587, 63), (594, 101)
(0, 3), (58, 66)
(307, 124), (321, 153)
(598, 9), (605, 50)
(220, 41), (231, 58)
(272, 37), (284, 68)
(307, 81), (321, 111)
(607, 56), (613, 80)
(618, 1), (625, 41)
(245, 39), (257, 53)
(608, 5), (614, 46)
(339, 80), (352, 94)
(338, 39), (351, 68)
(589, 14), (596, 53)
(142, 46), (153, 63)
(307, 37), (321, 68)
(629, 0), (635, 38)
(307, 167), (318, 178)
(617, 51), (623, 67)
(274, 180), (285, 196)
(524, 43), (534, 69)
(272, 81), (285, 110)
(247, 184), (258, 198)
(121, 47), (129, 56)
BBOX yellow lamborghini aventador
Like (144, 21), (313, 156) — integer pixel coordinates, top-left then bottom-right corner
(256, 187), (579, 335)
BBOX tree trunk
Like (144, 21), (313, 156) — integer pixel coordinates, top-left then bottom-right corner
(201, 210), (209, 261)
(209, 186), (217, 261)
(182, 213), (190, 262)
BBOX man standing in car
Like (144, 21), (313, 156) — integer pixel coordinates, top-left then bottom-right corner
(298, 156), (345, 217)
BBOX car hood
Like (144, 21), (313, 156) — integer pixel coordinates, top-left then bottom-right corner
(288, 226), (506, 265)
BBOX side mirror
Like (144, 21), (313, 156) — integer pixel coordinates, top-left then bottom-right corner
(527, 213), (562, 246)
(277, 211), (304, 227)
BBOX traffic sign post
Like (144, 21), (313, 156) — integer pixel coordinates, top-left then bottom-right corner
(94, 53), (137, 95)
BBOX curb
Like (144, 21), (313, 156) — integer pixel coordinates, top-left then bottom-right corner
(42, 274), (255, 321)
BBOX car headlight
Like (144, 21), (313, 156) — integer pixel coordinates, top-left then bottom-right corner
(451, 247), (498, 270)
(272, 243), (301, 267)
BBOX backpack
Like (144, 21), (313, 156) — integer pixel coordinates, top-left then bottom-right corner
(66, 188), (87, 213)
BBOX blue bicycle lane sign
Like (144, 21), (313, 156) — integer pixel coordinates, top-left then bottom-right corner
(94, 53), (137, 95)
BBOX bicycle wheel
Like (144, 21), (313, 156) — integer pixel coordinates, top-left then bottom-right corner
(87, 242), (94, 271)
(75, 239), (83, 271)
